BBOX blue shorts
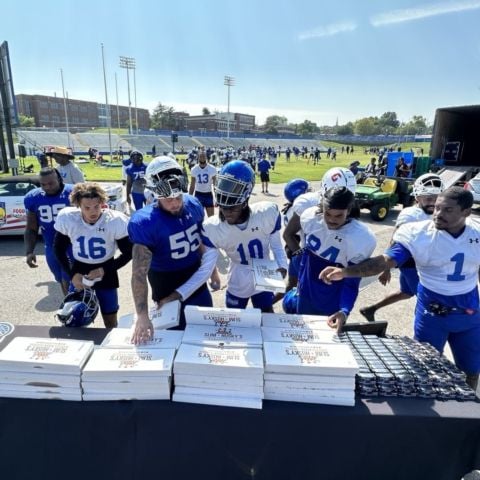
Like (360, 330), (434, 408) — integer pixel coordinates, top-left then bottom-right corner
(194, 191), (214, 208)
(288, 254), (302, 278)
(68, 285), (119, 316)
(399, 267), (419, 296)
(45, 245), (70, 283)
(415, 300), (480, 375)
(226, 290), (273, 312)
(131, 192), (146, 211)
(176, 286), (213, 330)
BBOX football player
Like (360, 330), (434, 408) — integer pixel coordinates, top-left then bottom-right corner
(125, 151), (147, 211)
(24, 167), (73, 295)
(320, 187), (480, 390)
(53, 182), (132, 328)
(188, 151), (217, 217)
(296, 186), (376, 330)
(360, 173), (445, 321)
(201, 160), (288, 312)
(128, 156), (216, 343)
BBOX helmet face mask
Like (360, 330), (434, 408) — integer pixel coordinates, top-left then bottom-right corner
(215, 160), (255, 207)
(56, 289), (99, 327)
(413, 174), (444, 197)
(145, 156), (188, 199)
(321, 167), (357, 194)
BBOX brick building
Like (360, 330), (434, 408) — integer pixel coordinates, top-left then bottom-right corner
(16, 94), (150, 130)
(182, 112), (255, 134)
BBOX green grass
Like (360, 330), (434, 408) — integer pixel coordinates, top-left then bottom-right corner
(0, 142), (431, 183)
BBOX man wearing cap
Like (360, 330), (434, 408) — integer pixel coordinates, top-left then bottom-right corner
(46, 146), (85, 184)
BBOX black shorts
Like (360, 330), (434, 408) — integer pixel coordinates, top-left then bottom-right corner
(260, 172), (270, 182)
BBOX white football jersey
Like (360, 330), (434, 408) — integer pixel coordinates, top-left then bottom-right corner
(191, 164), (217, 193)
(292, 191), (321, 217)
(202, 202), (283, 298)
(300, 206), (376, 266)
(393, 218), (480, 295)
(55, 207), (129, 265)
(396, 205), (430, 227)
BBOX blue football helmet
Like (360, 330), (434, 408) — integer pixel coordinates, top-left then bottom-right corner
(284, 178), (310, 203)
(215, 160), (255, 207)
(56, 289), (99, 327)
(282, 287), (299, 314)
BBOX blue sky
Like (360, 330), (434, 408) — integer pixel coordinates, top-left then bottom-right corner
(3, 0), (480, 126)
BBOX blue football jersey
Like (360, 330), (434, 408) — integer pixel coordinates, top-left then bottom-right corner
(128, 194), (205, 271)
(24, 184), (74, 245)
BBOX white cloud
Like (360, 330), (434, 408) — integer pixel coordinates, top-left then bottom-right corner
(371, 0), (480, 27)
(298, 21), (357, 41)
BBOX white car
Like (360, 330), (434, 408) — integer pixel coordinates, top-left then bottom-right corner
(465, 173), (480, 205)
(0, 176), (127, 236)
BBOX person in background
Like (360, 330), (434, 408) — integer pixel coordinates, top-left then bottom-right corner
(24, 167), (73, 295)
(53, 182), (132, 328)
(257, 155), (271, 194)
(189, 151), (217, 217)
(126, 151), (147, 211)
(46, 146), (85, 184)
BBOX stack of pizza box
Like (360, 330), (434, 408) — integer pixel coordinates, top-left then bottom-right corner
(0, 337), (94, 401)
(262, 313), (359, 406)
(81, 329), (183, 401)
(172, 306), (264, 409)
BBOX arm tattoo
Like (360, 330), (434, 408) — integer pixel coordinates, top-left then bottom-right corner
(345, 255), (390, 278)
(131, 244), (152, 315)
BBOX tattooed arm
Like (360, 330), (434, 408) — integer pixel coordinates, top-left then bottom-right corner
(131, 243), (153, 344)
(319, 254), (398, 284)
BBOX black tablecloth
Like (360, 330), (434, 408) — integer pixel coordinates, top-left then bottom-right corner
(0, 325), (479, 480)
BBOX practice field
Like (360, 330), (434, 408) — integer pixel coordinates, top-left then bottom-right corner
(0, 141), (430, 183)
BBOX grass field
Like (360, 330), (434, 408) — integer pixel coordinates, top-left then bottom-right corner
(0, 142), (431, 183)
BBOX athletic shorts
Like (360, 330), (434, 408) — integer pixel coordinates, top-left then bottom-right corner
(194, 191), (214, 208)
(225, 290), (273, 313)
(399, 267), (419, 296)
(260, 172), (270, 182)
(415, 297), (480, 375)
(288, 253), (302, 278)
(45, 245), (70, 283)
(131, 192), (146, 211)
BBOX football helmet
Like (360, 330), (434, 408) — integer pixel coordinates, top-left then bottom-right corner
(284, 178), (310, 203)
(129, 150), (144, 161)
(215, 160), (255, 207)
(56, 289), (99, 327)
(282, 287), (299, 314)
(413, 173), (444, 197)
(145, 156), (188, 198)
(321, 167), (356, 194)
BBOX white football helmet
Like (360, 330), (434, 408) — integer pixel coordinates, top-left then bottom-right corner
(413, 173), (444, 197)
(145, 156), (188, 198)
(321, 167), (357, 194)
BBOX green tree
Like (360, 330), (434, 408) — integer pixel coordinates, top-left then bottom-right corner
(263, 115), (287, 134)
(378, 111), (400, 130)
(202, 107), (211, 115)
(354, 117), (379, 136)
(150, 102), (176, 130)
(19, 114), (35, 127)
(336, 122), (354, 135)
(398, 115), (429, 135)
(296, 119), (319, 136)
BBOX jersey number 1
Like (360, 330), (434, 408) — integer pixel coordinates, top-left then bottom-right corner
(447, 253), (466, 282)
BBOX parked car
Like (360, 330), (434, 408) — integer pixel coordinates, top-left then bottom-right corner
(464, 173), (480, 204)
(0, 176), (127, 236)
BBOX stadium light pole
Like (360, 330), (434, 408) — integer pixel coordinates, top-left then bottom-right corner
(60, 68), (71, 148)
(119, 56), (135, 134)
(133, 63), (138, 134)
(115, 72), (120, 130)
(224, 75), (235, 138)
(101, 43), (113, 161)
